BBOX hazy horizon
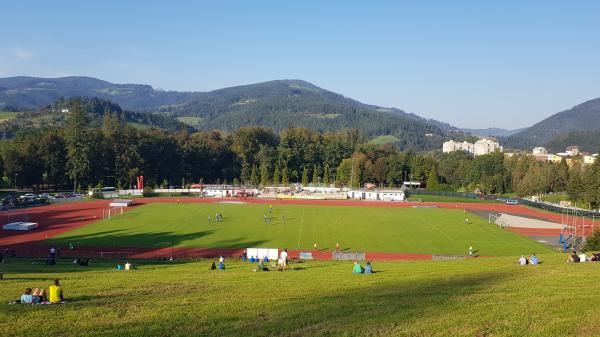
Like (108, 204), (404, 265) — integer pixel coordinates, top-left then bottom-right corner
(2, 1), (600, 129)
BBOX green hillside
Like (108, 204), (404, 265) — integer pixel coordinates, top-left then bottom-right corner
(2, 254), (598, 337)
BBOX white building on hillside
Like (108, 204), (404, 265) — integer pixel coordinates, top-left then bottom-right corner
(474, 138), (503, 156)
(443, 138), (502, 156)
(566, 146), (580, 156)
(442, 140), (474, 154)
(532, 147), (547, 155)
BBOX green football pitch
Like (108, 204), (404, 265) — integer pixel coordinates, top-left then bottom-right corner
(49, 202), (553, 256)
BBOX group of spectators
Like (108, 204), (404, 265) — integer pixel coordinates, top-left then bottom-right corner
(352, 261), (374, 274)
(567, 251), (600, 263)
(14, 279), (65, 304)
(518, 254), (539, 265)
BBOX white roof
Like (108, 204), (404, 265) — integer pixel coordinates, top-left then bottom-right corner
(3, 222), (39, 231)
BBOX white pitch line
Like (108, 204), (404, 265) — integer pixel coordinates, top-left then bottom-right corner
(297, 207), (305, 249)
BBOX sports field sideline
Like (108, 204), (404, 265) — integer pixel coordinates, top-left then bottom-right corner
(46, 202), (553, 257)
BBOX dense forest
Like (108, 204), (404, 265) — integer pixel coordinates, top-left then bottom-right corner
(3, 98), (600, 208)
(0, 97), (190, 138)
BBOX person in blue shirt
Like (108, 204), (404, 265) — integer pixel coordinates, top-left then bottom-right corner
(530, 254), (539, 265)
(20, 288), (33, 304)
(218, 261), (225, 270)
(364, 261), (373, 274)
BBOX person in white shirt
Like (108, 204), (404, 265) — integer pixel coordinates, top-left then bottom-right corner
(518, 255), (527, 265)
(280, 249), (288, 270)
(579, 253), (587, 262)
(124, 261), (132, 270)
(219, 256), (224, 263)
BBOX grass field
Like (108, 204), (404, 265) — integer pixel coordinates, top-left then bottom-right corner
(176, 116), (203, 127)
(369, 134), (400, 145)
(406, 194), (500, 204)
(0, 111), (19, 122)
(49, 203), (552, 256)
(1, 254), (597, 337)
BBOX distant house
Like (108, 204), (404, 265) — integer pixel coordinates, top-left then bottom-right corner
(532, 147), (547, 155)
(566, 146), (580, 156)
(547, 154), (563, 163)
(584, 154), (598, 165)
(61, 108), (69, 113)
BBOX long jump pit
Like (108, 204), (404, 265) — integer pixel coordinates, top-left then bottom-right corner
(492, 213), (565, 249)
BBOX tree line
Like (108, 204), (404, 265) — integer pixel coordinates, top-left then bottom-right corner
(2, 98), (600, 208)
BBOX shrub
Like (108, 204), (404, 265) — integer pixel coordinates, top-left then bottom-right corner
(142, 187), (156, 197)
(584, 229), (600, 251)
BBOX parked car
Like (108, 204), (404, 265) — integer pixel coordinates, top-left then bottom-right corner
(505, 199), (519, 205)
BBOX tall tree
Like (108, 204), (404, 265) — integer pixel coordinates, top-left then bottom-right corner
(301, 166), (309, 186)
(281, 165), (289, 186)
(65, 99), (90, 191)
(323, 164), (331, 186)
(260, 163), (269, 187)
(312, 164), (320, 185)
(273, 164), (281, 186)
(426, 165), (439, 191)
(250, 164), (259, 186)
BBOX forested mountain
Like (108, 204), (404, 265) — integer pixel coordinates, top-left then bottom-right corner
(505, 98), (600, 149)
(461, 127), (525, 137)
(159, 80), (461, 150)
(0, 76), (466, 150)
(0, 97), (190, 138)
(544, 130), (600, 153)
(0, 76), (202, 110)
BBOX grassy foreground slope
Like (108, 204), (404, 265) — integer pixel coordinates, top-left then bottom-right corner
(0, 255), (596, 337)
(49, 203), (552, 256)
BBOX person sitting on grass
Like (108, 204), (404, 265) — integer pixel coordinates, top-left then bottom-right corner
(249, 256), (255, 263)
(20, 288), (34, 304)
(117, 263), (124, 270)
(352, 262), (363, 274)
(518, 255), (527, 265)
(568, 253), (580, 263)
(529, 254), (539, 265)
(48, 279), (64, 303)
(364, 261), (373, 274)
(218, 261), (225, 270)
(32, 288), (45, 303)
(255, 259), (269, 272)
(210, 262), (217, 270)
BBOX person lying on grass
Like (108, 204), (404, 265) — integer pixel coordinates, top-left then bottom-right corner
(20, 288), (34, 304)
(353, 262), (364, 274)
(14, 288), (45, 304)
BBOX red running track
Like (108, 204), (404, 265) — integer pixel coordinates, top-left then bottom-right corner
(0, 197), (594, 260)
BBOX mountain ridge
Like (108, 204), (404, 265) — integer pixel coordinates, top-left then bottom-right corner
(0, 76), (467, 150)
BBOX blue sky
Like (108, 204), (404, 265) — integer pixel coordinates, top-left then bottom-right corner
(2, 1), (600, 129)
